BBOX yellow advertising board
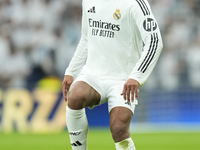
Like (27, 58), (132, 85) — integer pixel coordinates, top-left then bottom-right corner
(0, 76), (66, 133)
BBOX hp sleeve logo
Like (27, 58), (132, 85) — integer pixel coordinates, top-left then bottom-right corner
(143, 18), (157, 32)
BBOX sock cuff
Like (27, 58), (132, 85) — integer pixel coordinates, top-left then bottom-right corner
(115, 137), (135, 150)
(66, 106), (85, 118)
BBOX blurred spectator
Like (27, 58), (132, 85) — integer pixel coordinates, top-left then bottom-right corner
(186, 37), (200, 88)
(0, 36), (30, 88)
(0, 29), (10, 87)
(158, 49), (180, 90)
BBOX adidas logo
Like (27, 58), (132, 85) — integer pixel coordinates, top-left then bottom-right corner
(88, 6), (95, 13)
(71, 141), (82, 147)
(125, 101), (131, 106)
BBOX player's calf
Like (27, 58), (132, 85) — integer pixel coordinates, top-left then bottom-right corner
(110, 107), (136, 149)
(110, 107), (133, 142)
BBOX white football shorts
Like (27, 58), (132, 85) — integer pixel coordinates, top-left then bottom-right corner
(73, 68), (138, 114)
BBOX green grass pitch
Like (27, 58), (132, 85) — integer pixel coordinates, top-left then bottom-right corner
(0, 130), (200, 150)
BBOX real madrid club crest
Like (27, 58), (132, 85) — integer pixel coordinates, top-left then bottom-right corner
(113, 9), (121, 20)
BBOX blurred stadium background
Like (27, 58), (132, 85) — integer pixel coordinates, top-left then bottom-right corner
(0, 0), (200, 149)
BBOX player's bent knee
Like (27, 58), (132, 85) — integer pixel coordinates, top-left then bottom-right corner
(67, 89), (87, 110)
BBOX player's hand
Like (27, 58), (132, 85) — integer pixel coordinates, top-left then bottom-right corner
(121, 78), (140, 102)
(62, 75), (73, 101)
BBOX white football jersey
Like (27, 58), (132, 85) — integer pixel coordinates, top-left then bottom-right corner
(65, 0), (163, 86)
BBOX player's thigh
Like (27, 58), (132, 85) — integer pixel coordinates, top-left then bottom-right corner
(67, 81), (101, 109)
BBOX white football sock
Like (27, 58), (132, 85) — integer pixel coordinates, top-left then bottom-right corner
(115, 137), (136, 150)
(66, 106), (88, 150)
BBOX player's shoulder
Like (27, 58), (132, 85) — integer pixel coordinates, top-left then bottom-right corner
(124, 0), (141, 6)
(125, 0), (151, 15)
(125, 0), (150, 8)
(123, 0), (146, 11)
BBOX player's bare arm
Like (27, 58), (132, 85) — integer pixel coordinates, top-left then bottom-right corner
(121, 79), (140, 102)
(62, 75), (73, 101)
